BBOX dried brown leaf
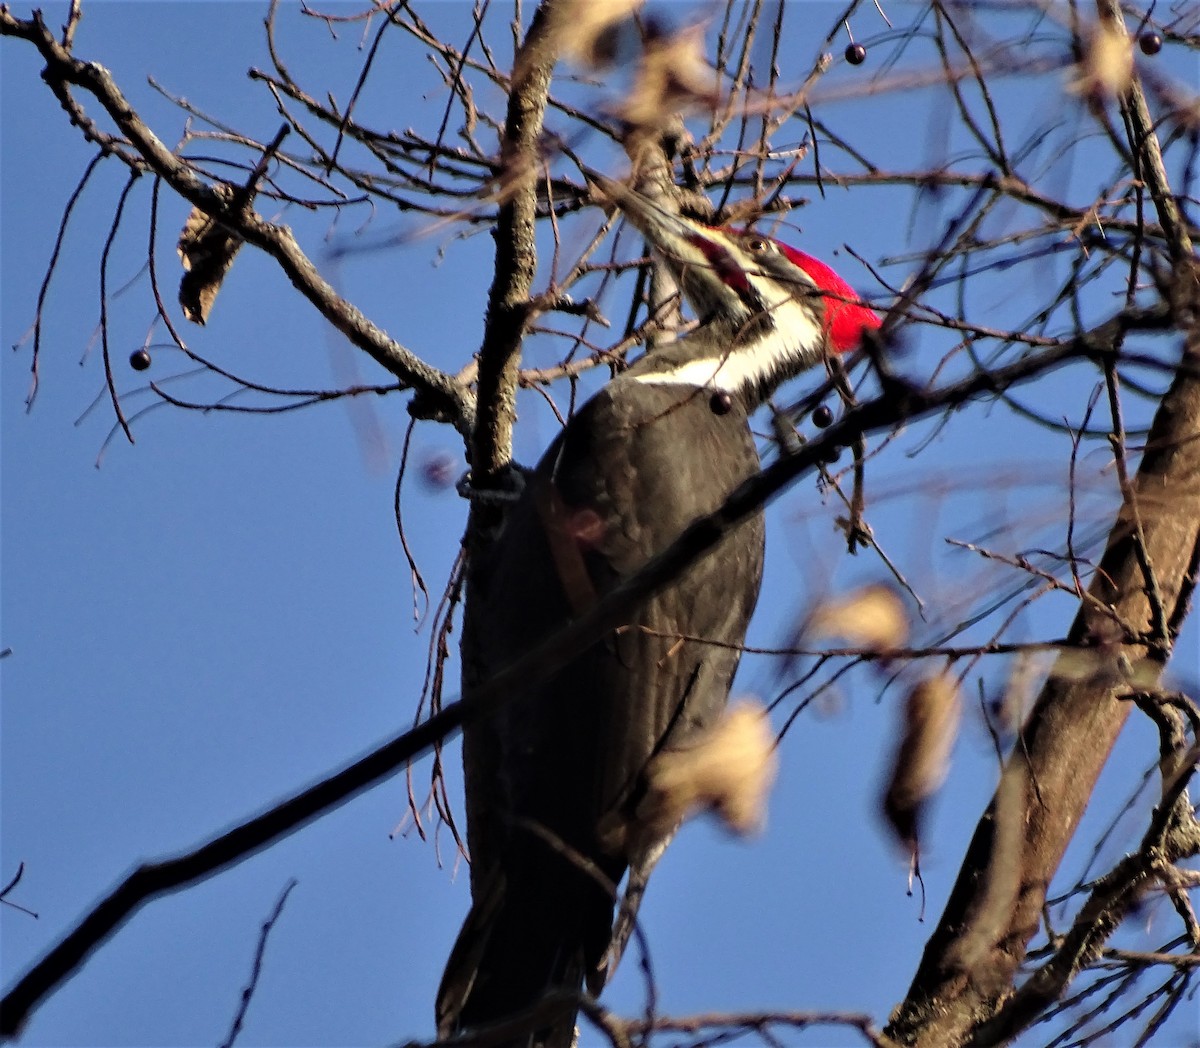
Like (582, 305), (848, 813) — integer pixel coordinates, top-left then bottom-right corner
(881, 672), (962, 852)
(617, 24), (718, 132)
(548, 0), (641, 69)
(638, 698), (778, 839)
(1069, 20), (1133, 100)
(808, 583), (910, 652)
(178, 185), (243, 325)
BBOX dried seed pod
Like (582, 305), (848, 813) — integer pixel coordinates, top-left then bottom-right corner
(881, 673), (962, 852)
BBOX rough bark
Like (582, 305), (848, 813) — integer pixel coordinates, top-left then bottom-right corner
(887, 4), (1200, 1038)
(887, 274), (1200, 1045)
(469, 2), (559, 493)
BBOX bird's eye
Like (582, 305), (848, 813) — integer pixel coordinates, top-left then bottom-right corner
(744, 235), (772, 254)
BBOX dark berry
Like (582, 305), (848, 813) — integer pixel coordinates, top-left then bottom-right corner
(845, 42), (867, 66)
(129, 348), (152, 372)
(812, 404), (834, 428)
(1139, 32), (1162, 55)
(709, 391), (733, 415)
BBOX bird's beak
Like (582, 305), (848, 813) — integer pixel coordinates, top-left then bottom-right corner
(587, 171), (751, 319)
(587, 171), (705, 252)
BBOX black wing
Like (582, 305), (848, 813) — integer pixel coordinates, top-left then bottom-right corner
(438, 381), (765, 1044)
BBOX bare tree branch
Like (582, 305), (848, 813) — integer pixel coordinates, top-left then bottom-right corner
(0, 6), (475, 438)
(466, 2), (560, 493)
(1, 311), (1156, 1040)
(889, 238), (1200, 1048)
(5, 2), (1200, 1043)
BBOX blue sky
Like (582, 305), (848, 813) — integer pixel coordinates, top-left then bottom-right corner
(3, 3), (1198, 1047)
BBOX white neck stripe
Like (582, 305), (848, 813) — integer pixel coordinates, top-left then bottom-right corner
(629, 291), (823, 394)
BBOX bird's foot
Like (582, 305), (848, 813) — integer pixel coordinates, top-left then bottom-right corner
(455, 464), (528, 504)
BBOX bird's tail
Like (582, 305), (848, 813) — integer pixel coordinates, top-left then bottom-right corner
(597, 864), (649, 989)
(594, 827), (674, 991)
(435, 858), (614, 1048)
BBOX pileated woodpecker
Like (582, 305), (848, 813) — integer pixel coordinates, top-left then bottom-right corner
(437, 176), (881, 1046)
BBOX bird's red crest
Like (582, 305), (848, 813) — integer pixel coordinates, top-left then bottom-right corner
(775, 242), (881, 354)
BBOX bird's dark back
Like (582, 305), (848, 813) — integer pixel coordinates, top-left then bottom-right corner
(446, 377), (767, 1041)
